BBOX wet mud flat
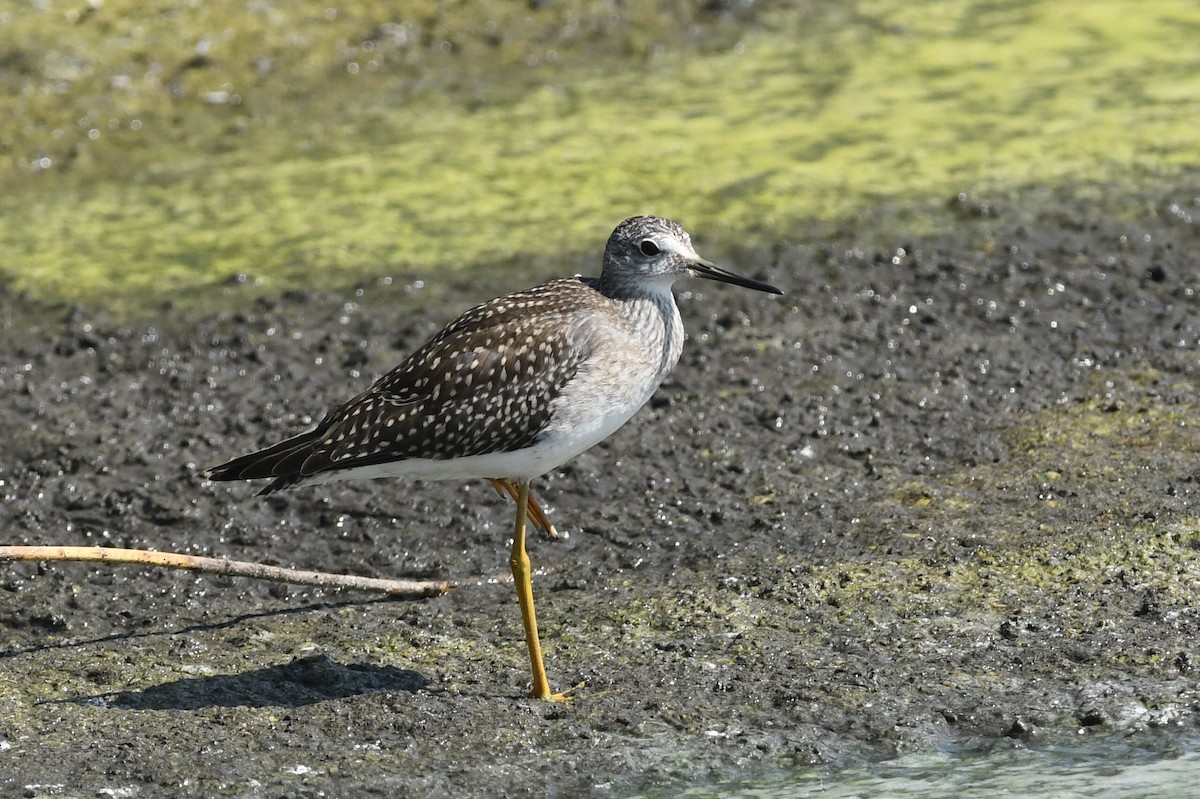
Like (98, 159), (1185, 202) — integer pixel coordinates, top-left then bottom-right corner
(2, 184), (1199, 797)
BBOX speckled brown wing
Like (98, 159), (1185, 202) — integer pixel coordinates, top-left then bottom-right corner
(205, 278), (603, 494)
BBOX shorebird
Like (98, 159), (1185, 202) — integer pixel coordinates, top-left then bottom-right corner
(205, 215), (782, 700)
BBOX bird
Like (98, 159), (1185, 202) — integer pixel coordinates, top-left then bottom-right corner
(205, 215), (783, 700)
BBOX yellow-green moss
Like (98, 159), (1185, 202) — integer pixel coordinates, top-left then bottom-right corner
(782, 395), (1200, 638)
(3, 0), (1199, 313)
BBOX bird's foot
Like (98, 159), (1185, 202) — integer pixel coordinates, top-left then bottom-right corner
(530, 680), (585, 703)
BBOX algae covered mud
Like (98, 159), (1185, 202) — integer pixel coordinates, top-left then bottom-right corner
(2, 0), (1199, 309)
(2, 0), (1200, 796)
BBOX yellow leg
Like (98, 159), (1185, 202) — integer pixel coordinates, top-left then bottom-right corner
(490, 478), (558, 539)
(508, 480), (568, 701)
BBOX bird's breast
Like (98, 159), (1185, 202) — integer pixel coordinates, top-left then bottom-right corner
(537, 293), (683, 459)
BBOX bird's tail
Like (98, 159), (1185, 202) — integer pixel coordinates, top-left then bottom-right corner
(204, 429), (322, 495)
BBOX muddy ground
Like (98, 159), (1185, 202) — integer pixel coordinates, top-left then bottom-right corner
(2, 183), (1199, 797)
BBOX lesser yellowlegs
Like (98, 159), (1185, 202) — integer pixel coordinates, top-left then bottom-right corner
(205, 215), (783, 700)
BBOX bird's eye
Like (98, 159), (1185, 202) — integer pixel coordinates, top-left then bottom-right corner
(639, 239), (661, 256)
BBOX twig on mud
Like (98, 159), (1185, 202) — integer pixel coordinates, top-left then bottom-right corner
(0, 545), (451, 598)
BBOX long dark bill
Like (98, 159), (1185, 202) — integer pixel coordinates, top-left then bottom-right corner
(691, 259), (784, 295)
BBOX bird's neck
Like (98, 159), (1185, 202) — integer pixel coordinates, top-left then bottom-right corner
(610, 283), (685, 381)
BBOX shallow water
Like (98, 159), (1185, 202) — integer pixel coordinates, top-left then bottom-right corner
(692, 740), (1200, 799)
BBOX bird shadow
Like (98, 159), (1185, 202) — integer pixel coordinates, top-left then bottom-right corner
(70, 653), (428, 710)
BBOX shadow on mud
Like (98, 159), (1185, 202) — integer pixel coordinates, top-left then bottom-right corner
(71, 654), (427, 710)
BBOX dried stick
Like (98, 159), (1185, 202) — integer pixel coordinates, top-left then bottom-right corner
(0, 545), (451, 598)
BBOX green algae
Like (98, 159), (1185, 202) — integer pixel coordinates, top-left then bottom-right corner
(2, 0), (1199, 314)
